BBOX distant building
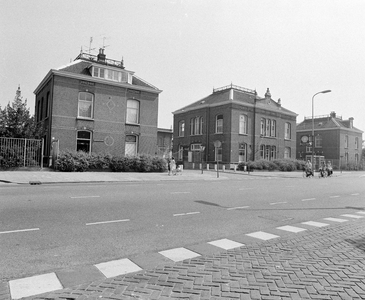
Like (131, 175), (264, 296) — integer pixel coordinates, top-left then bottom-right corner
(157, 128), (173, 157)
(172, 84), (297, 169)
(296, 111), (363, 169)
(34, 49), (164, 165)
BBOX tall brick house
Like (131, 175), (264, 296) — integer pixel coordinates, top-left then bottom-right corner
(172, 84), (297, 168)
(34, 49), (162, 165)
(296, 111), (363, 169)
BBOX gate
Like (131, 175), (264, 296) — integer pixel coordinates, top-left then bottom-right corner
(0, 137), (44, 168)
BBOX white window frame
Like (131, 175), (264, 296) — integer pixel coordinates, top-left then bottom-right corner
(238, 143), (247, 162)
(285, 122), (291, 140)
(355, 137), (358, 149)
(266, 119), (270, 137)
(260, 144), (265, 158)
(178, 145), (183, 160)
(271, 146), (276, 159)
(239, 114), (248, 134)
(76, 130), (92, 153)
(271, 120), (276, 137)
(126, 99), (140, 124)
(315, 135), (322, 148)
(284, 147), (291, 158)
(191, 143), (202, 151)
(78, 92), (94, 119)
(178, 120), (185, 137)
(216, 115), (223, 134)
(260, 118), (265, 135)
(215, 147), (222, 161)
(345, 135), (348, 148)
(125, 135), (138, 156)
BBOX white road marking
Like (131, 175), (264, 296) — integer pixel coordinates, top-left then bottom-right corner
(276, 225), (307, 233)
(302, 221), (329, 227)
(173, 212), (200, 217)
(239, 188), (254, 190)
(95, 258), (142, 278)
(351, 193), (360, 196)
(70, 195), (100, 199)
(159, 247), (200, 262)
(0, 228), (39, 235)
(357, 211), (365, 215)
(208, 238), (244, 250)
(324, 217), (348, 223)
(341, 214), (364, 219)
(227, 206), (249, 210)
(86, 219), (130, 226)
(246, 231), (280, 241)
(270, 201), (287, 205)
(302, 198), (316, 201)
(329, 195), (340, 198)
(9, 273), (63, 299)
(171, 192), (190, 194)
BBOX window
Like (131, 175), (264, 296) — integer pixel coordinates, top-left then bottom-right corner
(190, 117), (203, 136)
(260, 118), (265, 135)
(45, 92), (50, 118)
(315, 135), (322, 148)
(125, 135), (137, 156)
(345, 152), (349, 162)
(40, 97), (44, 120)
(126, 99), (139, 124)
(191, 143), (202, 151)
(345, 135), (348, 148)
(260, 144), (265, 158)
(178, 120), (185, 137)
(265, 145), (271, 160)
(78, 92), (93, 119)
(285, 122), (291, 139)
(239, 115), (248, 134)
(355, 154), (359, 164)
(306, 146), (312, 153)
(284, 147), (291, 158)
(266, 119), (270, 137)
(178, 145), (183, 160)
(93, 67), (131, 83)
(76, 131), (91, 153)
(215, 147), (222, 161)
(271, 146), (276, 160)
(239, 143), (247, 162)
(355, 137), (359, 149)
(216, 115), (223, 133)
(271, 120), (276, 137)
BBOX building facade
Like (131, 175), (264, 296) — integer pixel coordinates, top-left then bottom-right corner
(172, 84), (297, 169)
(296, 111), (363, 169)
(34, 49), (163, 165)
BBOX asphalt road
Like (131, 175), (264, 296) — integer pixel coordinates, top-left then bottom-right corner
(1, 173), (364, 282)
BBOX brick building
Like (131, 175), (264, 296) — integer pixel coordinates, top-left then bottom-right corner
(172, 84), (297, 169)
(34, 49), (163, 165)
(296, 111), (363, 169)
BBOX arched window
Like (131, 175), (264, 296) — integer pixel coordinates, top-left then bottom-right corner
(266, 119), (270, 137)
(178, 120), (185, 137)
(76, 131), (92, 153)
(260, 118), (265, 135)
(216, 115), (223, 133)
(260, 144), (265, 158)
(239, 143), (247, 162)
(126, 99), (139, 124)
(265, 145), (271, 160)
(78, 92), (94, 119)
(125, 135), (137, 156)
(271, 120), (276, 137)
(284, 147), (291, 158)
(239, 115), (248, 134)
(271, 146), (276, 160)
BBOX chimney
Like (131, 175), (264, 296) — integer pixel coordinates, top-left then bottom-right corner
(97, 48), (106, 63)
(330, 111), (336, 118)
(349, 117), (354, 128)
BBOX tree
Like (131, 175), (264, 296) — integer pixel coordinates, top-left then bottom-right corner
(0, 86), (44, 139)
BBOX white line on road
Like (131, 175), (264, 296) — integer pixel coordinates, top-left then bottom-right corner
(270, 201), (287, 205)
(70, 196), (101, 199)
(170, 192), (191, 194)
(227, 206), (250, 210)
(329, 195), (340, 198)
(351, 193), (360, 196)
(0, 228), (40, 235)
(173, 212), (200, 217)
(86, 219), (130, 226)
(302, 198), (316, 201)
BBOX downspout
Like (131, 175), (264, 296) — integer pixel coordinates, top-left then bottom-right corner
(206, 106), (210, 163)
(252, 98), (256, 161)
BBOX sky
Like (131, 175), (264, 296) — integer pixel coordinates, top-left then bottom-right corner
(1, 0), (364, 138)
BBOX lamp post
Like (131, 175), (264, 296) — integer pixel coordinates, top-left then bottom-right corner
(200, 145), (205, 174)
(311, 90), (331, 171)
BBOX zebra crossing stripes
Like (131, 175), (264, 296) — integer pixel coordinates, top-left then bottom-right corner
(324, 217), (348, 223)
(246, 231), (280, 241)
(208, 238), (244, 250)
(341, 214), (364, 219)
(94, 258), (142, 278)
(158, 247), (200, 262)
(301, 221), (329, 227)
(276, 225), (307, 233)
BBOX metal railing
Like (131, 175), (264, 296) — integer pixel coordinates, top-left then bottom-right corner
(0, 137), (44, 168)
(213, 84), (256, 94)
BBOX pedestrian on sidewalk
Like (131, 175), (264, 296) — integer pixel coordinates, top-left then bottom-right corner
(167, 158), (171, 175)
(170, 157), (176, 175)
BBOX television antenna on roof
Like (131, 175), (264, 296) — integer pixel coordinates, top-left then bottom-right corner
(101, 36), (110, 50)
(82, 37), (96, 54)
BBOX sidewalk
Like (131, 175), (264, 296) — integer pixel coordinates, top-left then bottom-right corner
(0, 168), (339, 185)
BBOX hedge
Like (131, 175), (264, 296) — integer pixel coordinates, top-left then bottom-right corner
(237, 158), (307, 172)
(54, 150), (167, 172)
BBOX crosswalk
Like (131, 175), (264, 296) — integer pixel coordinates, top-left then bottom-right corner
(8, 211), (365, 299)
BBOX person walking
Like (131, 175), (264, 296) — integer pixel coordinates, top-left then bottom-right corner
(170, 157), (176, 175)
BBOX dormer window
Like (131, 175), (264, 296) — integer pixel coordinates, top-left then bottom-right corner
(91, 66), (132, 84)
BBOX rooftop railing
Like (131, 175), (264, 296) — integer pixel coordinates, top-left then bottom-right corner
(213, 84), (256, 94)
(75, 52), (124, 69)
(304, 114), (342, 120)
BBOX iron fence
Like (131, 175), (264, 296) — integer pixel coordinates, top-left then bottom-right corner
(0, 137), (43, 168)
